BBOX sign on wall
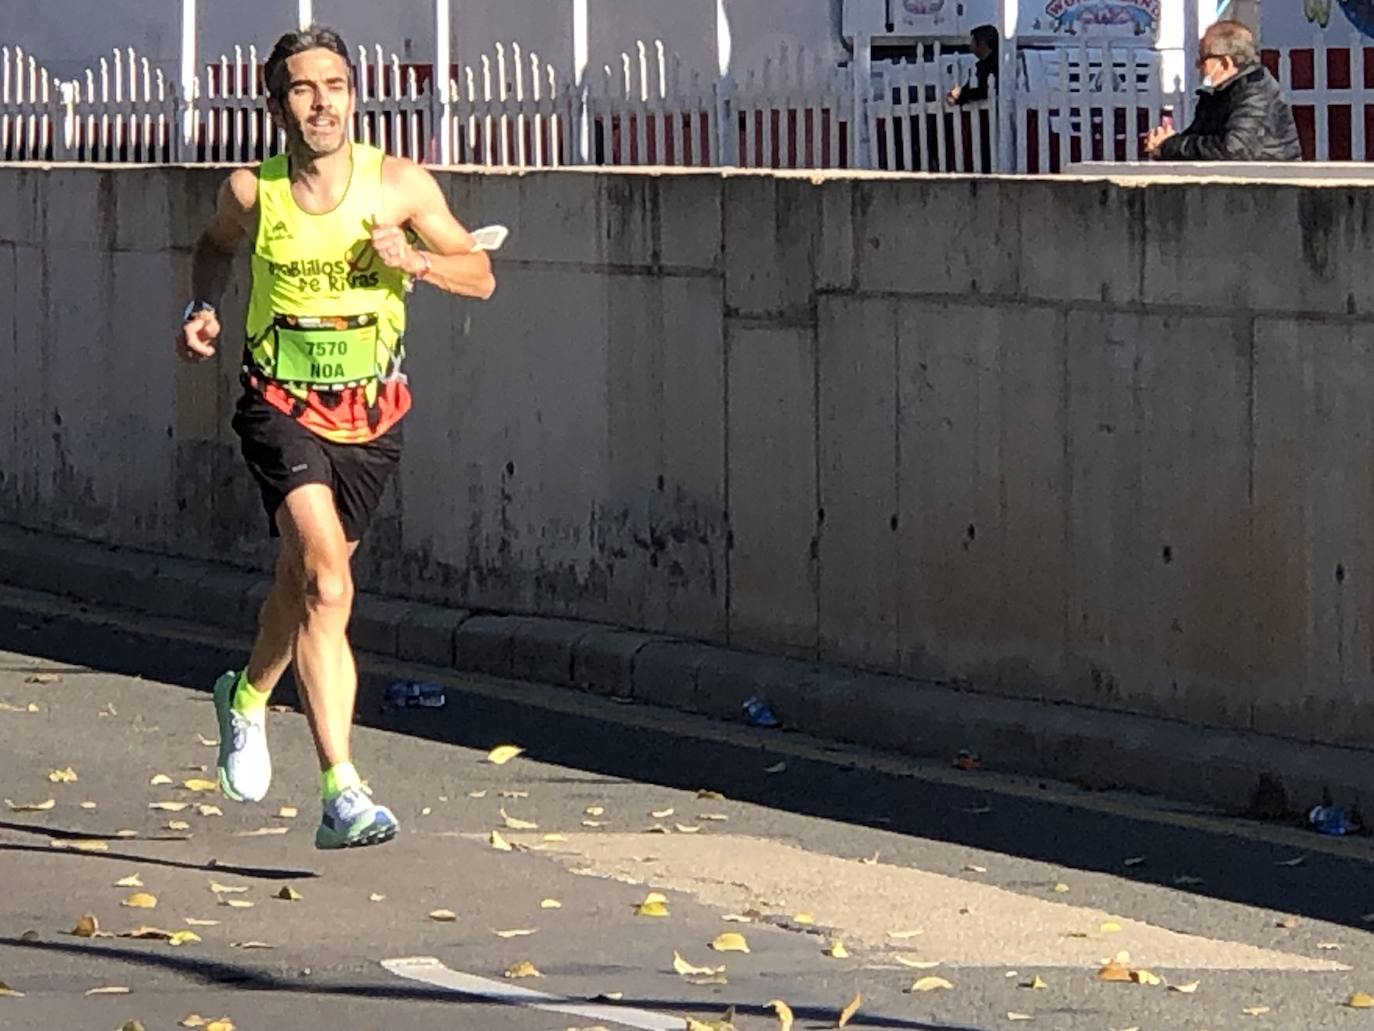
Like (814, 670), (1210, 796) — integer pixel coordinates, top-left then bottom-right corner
(1031, 0), (1160, 36)
(1265, 0), (1374, 42)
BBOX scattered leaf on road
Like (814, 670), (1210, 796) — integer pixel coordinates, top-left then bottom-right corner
(167, 821), (191, 831)
(1052, 883), (1070, 894)
(26, 672), (61, 684)
(1097, 959), (1132, 983)
(429, 909), (457, 922)
(183, 918), (220, 927)
(1021, 976), (1048, 990)
(369, 893), (386, 903)
(895, 957), (941, 969)
(697, 790), (724, 801)
(236, 827), (288, 837)
(793, 912), (815, 925)
(47, 767), (78, 783)
(1242, 1005), (1270, 1016)
(710, 932), (750, 953)
(767, 999), (794, 1031)
(1277, 915), (1299, 929)
(229, 941), (274, 949)
(635, 892), (670, 918)
(467, 790), (488, 799)
(0, 982), (25, 998)
(909, 977), (954, 992)
(197, 805), (223, 818)
(197, 735), (218, 747)
(1170, 981), (1200, 994)
(149, 801), (189, 812)
(275, 886), (302, 902)
(499, 790), (529, 799)
(965, 864), (987, 874)
(825, 942), (849, 959)
(887, 929), (923, 940)
(585, 806), (605, 817)
(651, 808), (675, 819)
(1100, 922), (1122, 933)
(117, 926), (174, 941)
(52, 838), (109, 851)
(79, 801), (96, 809)
(495, 929), (537, 938)
(1132, 970), (1162, 986)
(209, 882), (249, 894)
(71, 914), (99, 937)
(674, 953), (725, 977)
(122, 893), (158, 910)
(220, 900), (254, 909)
(501, 809), (538, 831)
(699, 814), (729, 822)
(838, 993), (862, 1027)
(504, 961), (542, 979)
(276, 806), (298, 819)
(1007, 1014), (1033, 1022)
(486, 745), (524, 766)
(540, 898), (562, 909)
(582, 820), (606, 829)
(1347, 993), (1374, 1008)
(169, 931), (202, 947)
(490, 830), (513, 852)
(675, 824), (702, 834)
(5, 798), (55, 812)
(85, 986), (131, 995)
(183, 779), (218, 792)
(763, 762), (787, 774)
(1318, 942), (1342, 951)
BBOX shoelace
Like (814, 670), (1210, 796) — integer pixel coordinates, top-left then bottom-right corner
(330, 788), (372, 822)
(228, 711), (260, 752)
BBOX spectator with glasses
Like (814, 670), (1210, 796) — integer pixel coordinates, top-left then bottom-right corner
(1145, 20), (1300, 161)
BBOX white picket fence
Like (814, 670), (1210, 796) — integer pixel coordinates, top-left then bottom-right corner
(4, 36), (1361, 173)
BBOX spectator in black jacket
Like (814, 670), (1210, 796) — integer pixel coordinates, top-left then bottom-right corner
(1145, 20), (1300, 161)
(946, 25), (998, 107)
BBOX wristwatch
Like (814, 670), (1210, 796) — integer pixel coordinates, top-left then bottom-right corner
(182, 299), (216, 323)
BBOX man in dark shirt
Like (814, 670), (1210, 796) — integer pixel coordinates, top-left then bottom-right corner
(1146, 20), (1300, 161)
(946, 24), (999, 106)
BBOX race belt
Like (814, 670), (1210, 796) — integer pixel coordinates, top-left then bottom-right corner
(261, 313), (382, 389)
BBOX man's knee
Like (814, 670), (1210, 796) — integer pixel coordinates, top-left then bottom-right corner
(300, 558), (354, 615)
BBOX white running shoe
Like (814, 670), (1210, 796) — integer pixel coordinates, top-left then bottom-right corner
(212, 670), (272, 803)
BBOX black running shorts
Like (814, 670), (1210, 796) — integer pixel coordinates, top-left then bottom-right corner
(232, 392), (404, 543)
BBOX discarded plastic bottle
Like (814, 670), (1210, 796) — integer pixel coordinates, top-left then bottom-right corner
(385, 680), (446, 709)
(1308, 804), (1352, 836)
(741, 696), (780, 728)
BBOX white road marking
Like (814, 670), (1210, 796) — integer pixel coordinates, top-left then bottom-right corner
(381, 956), (684, 1030)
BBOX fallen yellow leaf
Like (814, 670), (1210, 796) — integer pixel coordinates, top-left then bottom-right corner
(71, 914), (99, 937)
(182, 779), (218, 792)
(793, 912), (815, 925)
(204, 1020), (235, 1031)
(122, 892), (158, 910)
(696, 790), (725, 800)
(486, 744), (524, 766)
(209, 881), (248, 894)
(887, 929), (923, 940)
(767, 999), (794, 1031)
(909, 976), (954, 992)
(220, 899), (253, 909)
(149, 801), (189, 812)
(197, 734), (218, 747)
(275, 886), (302, 901)
(179, 1015), (207, 1027)
(1100, 922), (1122, 933)
(1007, 1014), (1033, 1022)
(467, 790), (488, 799)
(115, 874), (143, 888)
(495, 928), (537, 938)
(0, 982), (25, 998)
(674, 952), (726, 977)
(1021, 976), (1048, 990)
(1132, 969), (1162, 986)
(369, 893), (386, 903)
(895, 957), (941, 969)
(52, 838), (109, 851)
(501, 808), (538, 830)
(965, 864), (988, 873)
(1097, 960), (1133, 983)
(197, 805), (223, 817)
(1242, 1005), (1271, 1016)
(116, 926), (174, 941)
(490, 830), (513, 851)
(48, 767), (78, 783)
(5, 798), (55, 812)
(837, 992), (862, 1027)
(542, 833), (568, 843)
(540, 898), (562, 909)
(504, 960), (541, 979)
(634, 891), (670, 917)
(1317, 942), (1342, 951)
(277, 806), (298, 819)
(167, 820), (191, 831)
(429, 909), (457, 922)
(169, 930), (202, 947)
(1052, 883), (1070, 894)
(183, 918), (220, 927)
(1347, 992), (1374, 1008)
(79, 801), (97, 809)
(1169, 981), (1200, 994)
(582, 819), (607, 828)
(498, 790), (529, 799)
(710, 932), (750, 953)
(825, 941), (849, 959)
(85, 986), (131, 995)
(651, 808), (675, 819)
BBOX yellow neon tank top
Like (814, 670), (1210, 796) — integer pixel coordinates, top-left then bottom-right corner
(244, 143), (412, 444)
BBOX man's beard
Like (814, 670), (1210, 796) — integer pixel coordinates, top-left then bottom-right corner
(286, 114), (347, 158)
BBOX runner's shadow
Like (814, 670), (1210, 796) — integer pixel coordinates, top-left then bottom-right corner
(0, 841), (317, 881)
(0, 936), (984, 1030)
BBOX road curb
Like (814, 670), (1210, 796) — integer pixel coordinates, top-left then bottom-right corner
(0, 522), (1370, 816)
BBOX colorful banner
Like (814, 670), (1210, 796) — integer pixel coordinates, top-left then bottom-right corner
(1038, 0), (1161, 36)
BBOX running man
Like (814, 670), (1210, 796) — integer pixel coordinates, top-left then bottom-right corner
(175, 25), (496, 849)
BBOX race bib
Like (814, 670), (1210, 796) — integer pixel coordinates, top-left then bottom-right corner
(271, 314), (380, 388)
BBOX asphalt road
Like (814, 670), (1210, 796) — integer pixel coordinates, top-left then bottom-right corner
(0, 583), (1371, 1031)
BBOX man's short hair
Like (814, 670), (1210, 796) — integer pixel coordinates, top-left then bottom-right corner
(970, 24), (999, 52)
(264, 25), (353, 101)
(1204, 20), (1258, 69)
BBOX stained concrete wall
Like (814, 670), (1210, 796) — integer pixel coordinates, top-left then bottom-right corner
(1, 164), (1373, 749)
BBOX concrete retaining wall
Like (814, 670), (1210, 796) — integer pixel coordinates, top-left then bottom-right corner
(2, 163), (1373, 750)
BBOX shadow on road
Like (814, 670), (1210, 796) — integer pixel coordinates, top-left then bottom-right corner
(0, 936), (985, 1030)
(1, 603), (1371, 933)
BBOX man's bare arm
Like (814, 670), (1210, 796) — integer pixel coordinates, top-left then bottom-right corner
(381, 159), (496, 300)
(192, 169), (255, 306)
